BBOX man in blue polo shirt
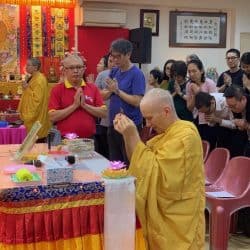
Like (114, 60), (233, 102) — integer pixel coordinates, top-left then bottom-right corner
(106, 39), (146, 164)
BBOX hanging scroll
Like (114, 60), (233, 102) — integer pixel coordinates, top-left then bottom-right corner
(31, 6), (43, 57)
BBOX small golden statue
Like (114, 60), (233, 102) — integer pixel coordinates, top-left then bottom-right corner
(47, 67), (58, 83)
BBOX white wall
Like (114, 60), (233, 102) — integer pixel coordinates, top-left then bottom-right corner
(79, 0), (250, 76)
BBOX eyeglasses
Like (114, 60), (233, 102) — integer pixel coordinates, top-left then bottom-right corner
(225, 56), (238, 61)
(111, 53), (122, 60)
(64, 65), (86, 70)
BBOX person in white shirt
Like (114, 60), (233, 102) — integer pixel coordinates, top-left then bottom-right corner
(194, 91), (235, 153)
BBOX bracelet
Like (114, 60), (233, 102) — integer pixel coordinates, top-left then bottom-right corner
(180, 92), (184, 98)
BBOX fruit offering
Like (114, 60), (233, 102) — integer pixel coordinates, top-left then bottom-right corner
(16, 168), (33, 181)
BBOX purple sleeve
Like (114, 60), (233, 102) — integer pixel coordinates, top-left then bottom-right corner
(132, 69), (146, 95)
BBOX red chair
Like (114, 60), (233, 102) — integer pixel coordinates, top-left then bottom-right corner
(205, 147), (230, 186)
(202, 140), (210, 162)
(206, 156), (250, 250)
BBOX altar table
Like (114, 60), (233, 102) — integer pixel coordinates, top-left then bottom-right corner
(0, 82), (21, 95)
(0, 125), (26, 144)
(0, 100), (20, 112)
(0, 144), (145, 250)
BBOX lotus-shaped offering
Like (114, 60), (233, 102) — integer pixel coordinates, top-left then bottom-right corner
(109, 161), (126, 170)
(102, 161), (128, 179)
(64, 133), (78, 140)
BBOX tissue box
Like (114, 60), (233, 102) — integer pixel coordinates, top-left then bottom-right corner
(46, 165), (73, 184)
(38, 155), (73, 184)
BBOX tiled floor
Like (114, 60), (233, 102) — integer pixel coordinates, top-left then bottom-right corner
(205, 234), (250, 250)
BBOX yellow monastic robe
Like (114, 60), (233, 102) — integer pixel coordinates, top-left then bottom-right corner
(129, 120), (205, 250)
(18, 71), (51, 139)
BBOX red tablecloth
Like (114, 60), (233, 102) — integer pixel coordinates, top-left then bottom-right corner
(0, 100), (20, 111)
(0, 125), (26, 144)
(0, 144), (146, 250)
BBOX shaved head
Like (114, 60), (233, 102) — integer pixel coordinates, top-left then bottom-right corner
(62, 54), (83, 67)
(140, 88), (178, 134)
(141, 88), (176, 113)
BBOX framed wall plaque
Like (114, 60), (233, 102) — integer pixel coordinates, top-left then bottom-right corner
(140, 9), (159, 36)
(169, 11), (227, 48)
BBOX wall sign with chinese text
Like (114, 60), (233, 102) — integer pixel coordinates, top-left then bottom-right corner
(169, 11), (227, 48)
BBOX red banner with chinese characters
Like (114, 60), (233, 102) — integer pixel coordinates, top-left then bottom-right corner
(2, 0), (75, 8)
(19, 6), (74, 76)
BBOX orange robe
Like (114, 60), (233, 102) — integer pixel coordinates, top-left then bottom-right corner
(18, 71), (51, 139)
(129, 120), (205, 250)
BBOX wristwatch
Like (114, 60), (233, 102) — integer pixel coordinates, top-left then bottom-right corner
(180, 92), (184, 97)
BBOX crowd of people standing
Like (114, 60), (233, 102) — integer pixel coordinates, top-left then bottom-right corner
(17, 41), (250, 248)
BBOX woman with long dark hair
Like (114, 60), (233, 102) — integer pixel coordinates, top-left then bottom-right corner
(186, 59), (217, 149)
(168, 60), (193, 122)
(160, 59), (175, 90)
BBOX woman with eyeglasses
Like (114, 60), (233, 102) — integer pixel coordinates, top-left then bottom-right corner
(160, 59), (175, 90)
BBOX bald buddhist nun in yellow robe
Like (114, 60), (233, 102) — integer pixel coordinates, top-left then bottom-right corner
(129, 120), (205, 250)
(18, 71), (51, 139)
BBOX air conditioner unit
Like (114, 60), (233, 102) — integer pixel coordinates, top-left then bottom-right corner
(83, 8), (127, 27)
